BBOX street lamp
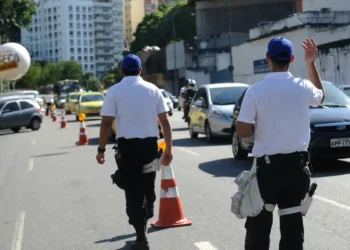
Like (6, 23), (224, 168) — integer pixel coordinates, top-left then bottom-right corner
(225, 0), (234, 82)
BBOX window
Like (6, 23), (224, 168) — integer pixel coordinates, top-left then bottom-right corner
(69, 14), (73, 20)
(20, 101), (35, 110)
(69, 6), (73, 12)
(70, 39), (74, 46)
(76, 14), (80, 20)
(82, 6), (86, 13)
(3, 102), (20, 113)
(76, 6), (80, 12)
(81, 94), (104, 102)
(69, 23), (73, 29)
(319, 81), (350, 107)
(209, 86), (248, 105)
(90, 56), (94, 61)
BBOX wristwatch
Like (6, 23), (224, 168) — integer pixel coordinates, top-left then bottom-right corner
(98, 146), (106, 153)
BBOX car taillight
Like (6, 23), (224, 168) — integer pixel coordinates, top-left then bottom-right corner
(38, 108), (41, 113)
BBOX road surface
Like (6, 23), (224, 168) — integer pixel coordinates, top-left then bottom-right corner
(1, 110), (350, 250)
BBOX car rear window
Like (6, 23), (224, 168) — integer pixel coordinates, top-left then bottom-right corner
(81, 94), (104, 102)
(210, 86), (248, 105)
(70, 94), (80, 100)
(20, 101), (35, 110)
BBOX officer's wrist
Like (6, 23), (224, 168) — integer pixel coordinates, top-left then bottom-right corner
(97, 146), (106, 153)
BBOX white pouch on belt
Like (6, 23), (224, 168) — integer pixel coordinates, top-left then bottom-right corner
(142, 149), (163, 174)
(231, 158), (264, 219)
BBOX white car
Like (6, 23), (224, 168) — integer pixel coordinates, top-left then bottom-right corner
(160, 89), (173, 116)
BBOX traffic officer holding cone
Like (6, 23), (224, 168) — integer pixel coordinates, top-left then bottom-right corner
(236, 37), (325, 250)
(96, 54), (173, 250)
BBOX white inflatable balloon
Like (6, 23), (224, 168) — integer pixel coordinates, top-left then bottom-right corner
(0, 42), (31, 81)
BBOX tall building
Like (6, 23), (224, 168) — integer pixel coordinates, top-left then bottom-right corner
(21, 0), (124, 79)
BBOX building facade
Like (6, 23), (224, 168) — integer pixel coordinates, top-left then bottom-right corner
(21, 0), (124, 79)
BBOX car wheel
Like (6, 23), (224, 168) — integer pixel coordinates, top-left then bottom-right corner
(178, 107), (181, 111)
(232, 131), (249, 160)
(66, 109), (71, 115)
(188, 120), (198, 139)
(168, 111), (173, 116)
(205, 121), (215, 143)
(12, 127), (21, 133)
(76, 115), (79, 121)
(30, 118), (41, 131)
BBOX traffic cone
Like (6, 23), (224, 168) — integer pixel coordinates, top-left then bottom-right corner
(151, 165), (192, 228)
(77, 121), (88, 145)
(52, 110), (57, 122)
(60, 112), (68, 128)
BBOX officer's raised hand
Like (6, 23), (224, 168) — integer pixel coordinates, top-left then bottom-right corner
(302, 38), (318, 64)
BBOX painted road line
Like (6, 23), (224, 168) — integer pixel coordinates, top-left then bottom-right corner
(11, 211), (26, 250)
(176, 147), (199, 156)
(315, 195), (350, 212)
(28, 158), (33, 171)
(194, 241), (218, 250)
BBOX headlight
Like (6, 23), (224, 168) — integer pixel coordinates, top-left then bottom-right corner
(211, 108), (227, 119)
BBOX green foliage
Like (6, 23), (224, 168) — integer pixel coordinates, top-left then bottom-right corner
(16, 61), (84, 91)
(85, 76), (100, 91)
(130, 1), (196, 54)
(101, 61), (123, 88)
(0, 0), (38, 42)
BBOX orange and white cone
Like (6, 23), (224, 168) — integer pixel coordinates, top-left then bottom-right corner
(151, 165), (192, 228)
(77, 121), (88, 145)
(60, 112), (67, 128)
(52, 110), (57, 122)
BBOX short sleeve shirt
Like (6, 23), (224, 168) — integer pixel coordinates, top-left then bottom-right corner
(237, 72), (323, 157)
(100, 76), (169, 139)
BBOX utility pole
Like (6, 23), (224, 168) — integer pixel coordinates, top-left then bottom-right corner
(225, 0), (234, 82)
(171, 14), (178, 95)
(0, 26), (3, 93)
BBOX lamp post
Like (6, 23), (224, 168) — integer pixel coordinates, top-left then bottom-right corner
(171, 13), (179, 95)
(225, 0), (234, 82)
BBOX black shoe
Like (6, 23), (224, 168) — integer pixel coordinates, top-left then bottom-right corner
(131, 240), (150, 250)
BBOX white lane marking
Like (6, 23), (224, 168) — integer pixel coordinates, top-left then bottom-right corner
(32, 140), (36, 145)
(28, 158), (33, 171)
(315, 195), (350, 212)
(176, 147), (199, 156)
(194, 241), (218, 250)
(11, 211), (26, 250)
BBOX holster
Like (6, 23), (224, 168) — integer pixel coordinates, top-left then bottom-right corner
(111, 144), (127, 190)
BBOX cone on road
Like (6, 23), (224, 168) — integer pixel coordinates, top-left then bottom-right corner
(77, 121), (89, 145)
(151, 164), (192, 228)
(60, 112), (68, 128)
(52, 110), (57, 122)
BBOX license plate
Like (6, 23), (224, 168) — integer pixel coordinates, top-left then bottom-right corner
(330, 138), (350, 148)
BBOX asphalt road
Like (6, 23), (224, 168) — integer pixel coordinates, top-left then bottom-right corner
(1, 110), (350, 250)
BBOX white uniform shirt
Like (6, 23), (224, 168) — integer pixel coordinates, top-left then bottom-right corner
(180, 87), (187, 95)
(44, 94), (54, 103)
(100, 76), (169, 139)
(237, 72), (323, 157)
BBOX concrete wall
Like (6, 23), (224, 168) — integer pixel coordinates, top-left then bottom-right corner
(303, 0), (350, 11)
(232, 24), (350, 86)
(166, 41), (186, 70)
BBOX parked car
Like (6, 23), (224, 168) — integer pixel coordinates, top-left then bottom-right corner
(75, 92), (105, 121)
(0, 90), (44, 110)
(188, 83), (249, 142)
(0, 97), (43, 133)
(65, 92), (81, 114)
(165, 90), (179, 109)
(231, 81), (350, 161)
(340, 85), (350, 97)
(160, 89), (173, 116)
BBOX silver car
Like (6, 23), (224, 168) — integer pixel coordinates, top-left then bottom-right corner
(188, 83), (249, 142)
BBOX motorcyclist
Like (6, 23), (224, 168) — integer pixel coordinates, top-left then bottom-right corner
(180, 79), (191, 119)
(183, 79), (197, 122)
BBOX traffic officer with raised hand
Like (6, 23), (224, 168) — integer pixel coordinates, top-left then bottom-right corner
(236, 37), (325, 250)
(96, 54), (173, 250)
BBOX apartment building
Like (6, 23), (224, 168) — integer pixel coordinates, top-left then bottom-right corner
(21, 0), (124, 79)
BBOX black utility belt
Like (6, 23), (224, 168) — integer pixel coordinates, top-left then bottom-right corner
(256, 151), (309, 165)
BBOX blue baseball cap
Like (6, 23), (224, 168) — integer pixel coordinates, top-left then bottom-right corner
(122, 54), (141, 72)
(267, 37), (293, 61)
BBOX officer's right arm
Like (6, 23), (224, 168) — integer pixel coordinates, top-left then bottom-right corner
(236, 87), (256, 138)
(304, 80), (324, 107)
(156, 89), (172, 153)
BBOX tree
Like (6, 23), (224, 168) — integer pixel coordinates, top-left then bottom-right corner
(130, 1), (196, 54)
(0, 0), (38, 42)
(16, 62), (42, 89)
(86, 77), (100, 91)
